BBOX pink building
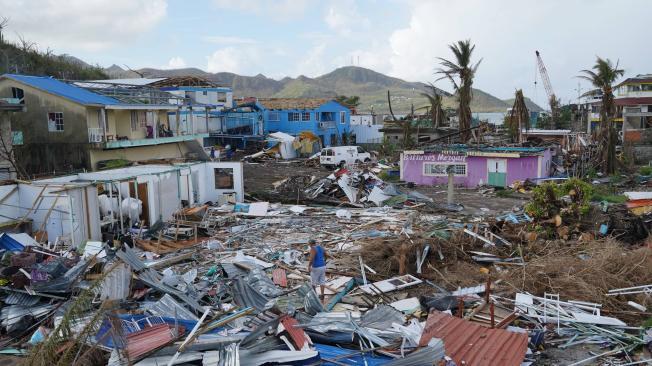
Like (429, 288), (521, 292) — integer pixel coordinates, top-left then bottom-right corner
(400, 146), (552, 188)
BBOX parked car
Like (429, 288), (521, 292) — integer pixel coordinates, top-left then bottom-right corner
(320, 146), (371, 168)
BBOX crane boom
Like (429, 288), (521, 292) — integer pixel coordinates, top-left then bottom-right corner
(535, 50), (555, 101)
(535, 50), (559, 127)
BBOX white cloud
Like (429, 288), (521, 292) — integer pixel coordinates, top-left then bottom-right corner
(212, 0), (311, 21)
(203, 35), (257, 45)
(162, 57), (186, 69)
(380, 0), (650, 103)
(206, 47), (263, 74)
(294, 43), (329, 77)
(324, 0), (370, 36)
(0, 0), (167, 51)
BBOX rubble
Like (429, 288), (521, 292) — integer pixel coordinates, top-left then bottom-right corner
(1, 157), (652, 366)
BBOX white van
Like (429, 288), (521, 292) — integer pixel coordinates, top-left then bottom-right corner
(320, 146), (372, 168)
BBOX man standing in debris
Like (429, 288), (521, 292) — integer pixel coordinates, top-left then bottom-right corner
(308, 239), (327, 301)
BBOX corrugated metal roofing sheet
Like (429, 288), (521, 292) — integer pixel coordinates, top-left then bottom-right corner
(257, 98), (333, 110)
(272, 268), (287, 287)
(280, 315), (309, 350)
(418, 311), (528, 366)
(126, 323), (178, 361)
(0, 233), (25, 251)
(3, 74), (120, 105)
(3, 291), (41, 306)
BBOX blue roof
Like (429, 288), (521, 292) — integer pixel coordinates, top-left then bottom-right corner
(2, 74), (120, 106)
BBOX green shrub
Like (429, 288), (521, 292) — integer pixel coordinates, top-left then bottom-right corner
(525, 178), (593, 220)
(639, 166), (652, 176)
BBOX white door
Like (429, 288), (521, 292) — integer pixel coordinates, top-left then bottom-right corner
(487, 159), (507, 173)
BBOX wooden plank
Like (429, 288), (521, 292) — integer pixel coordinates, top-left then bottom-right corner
(36, 195), (61, 241)
(0, 186), (18, 206)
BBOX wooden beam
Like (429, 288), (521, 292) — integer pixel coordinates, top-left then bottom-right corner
(36, 195), (61, 242)
(13, 185), (47, 230)
(0, 186), (17, 206)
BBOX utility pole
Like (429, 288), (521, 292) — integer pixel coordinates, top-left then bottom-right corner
(574, 82), (583, 105)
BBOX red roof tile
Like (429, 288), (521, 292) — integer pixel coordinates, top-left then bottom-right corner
(272, 268), (287, 287)
(418, 311), (528, 366)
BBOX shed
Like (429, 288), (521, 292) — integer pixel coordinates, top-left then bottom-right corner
(400, 145), (552, 188)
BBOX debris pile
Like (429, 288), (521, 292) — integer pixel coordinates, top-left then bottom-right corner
(3, 159), (652, 365)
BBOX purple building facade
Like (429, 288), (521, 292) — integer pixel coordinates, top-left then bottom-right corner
(400, 147), (552, 188)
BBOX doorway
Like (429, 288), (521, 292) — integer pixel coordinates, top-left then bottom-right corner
(129, 182), (150, 226)
(487, 159), (507, 187)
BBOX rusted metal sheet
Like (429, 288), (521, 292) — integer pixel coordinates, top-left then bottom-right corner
(418, 311), (528, 366)
(272, 268), (287, 287)
(279, 315), (309, 350)
(126, 324), (179, 361)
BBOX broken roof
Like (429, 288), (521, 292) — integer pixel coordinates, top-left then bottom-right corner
(407, 144), (549, 156)
(256, 98), (339, 110)
(418, 311), (528, 366)
(1, 74), (182, 108)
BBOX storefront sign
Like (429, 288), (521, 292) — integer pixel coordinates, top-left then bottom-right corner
(404, 153), (466, 163)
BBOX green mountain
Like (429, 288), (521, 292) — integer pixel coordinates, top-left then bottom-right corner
(105, 65), (543, 113)
(503, 97), (545, 112)
(0, 39), (106, 80)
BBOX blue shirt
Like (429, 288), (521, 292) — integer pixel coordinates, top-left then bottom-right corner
(312, 245), (326, 268)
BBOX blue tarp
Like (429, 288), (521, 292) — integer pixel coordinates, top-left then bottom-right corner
(0, 233), (25, 252)
(314, 343), (392, 365)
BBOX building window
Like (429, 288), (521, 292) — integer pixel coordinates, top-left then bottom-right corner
(214, 168), (234, 189)
(642, 85), (652, 91)
(340, 111), (346, 124)
(202, 91), (208, 96)
(316, 112), (320, 121)
(423, 163), (467, 176)
(11, 87), (24, 104)
(301, 112), (311, 121)
(47, 112), (64, 132)
(288, 112), (301, 122)
(217, 92), (227, 103)
(268, 111), (280, 121)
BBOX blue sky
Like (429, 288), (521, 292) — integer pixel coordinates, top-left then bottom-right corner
(1, 0), (651, 105)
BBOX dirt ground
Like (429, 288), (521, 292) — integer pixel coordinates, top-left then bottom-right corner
(243, 160), (529, 215)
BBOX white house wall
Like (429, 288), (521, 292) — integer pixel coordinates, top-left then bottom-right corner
(191, 162), (244, 204)
(12, 183), (99, 247)
(0, 185), (19, 224)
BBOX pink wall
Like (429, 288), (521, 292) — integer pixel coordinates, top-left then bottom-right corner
(402, 150), (551, 187)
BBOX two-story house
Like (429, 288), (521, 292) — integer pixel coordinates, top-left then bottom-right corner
(615, 74), (652, 163)
(258, 98), (351, 147)
(0, 74), (209, 175)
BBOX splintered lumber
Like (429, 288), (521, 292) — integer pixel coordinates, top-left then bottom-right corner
(135, 237), (202, 254)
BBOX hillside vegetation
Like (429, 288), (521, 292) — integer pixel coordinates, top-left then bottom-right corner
(107, 65), (543, 114)
(0, 37), (106, 80)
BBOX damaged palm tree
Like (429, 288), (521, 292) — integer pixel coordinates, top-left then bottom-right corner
(420, 83), (446, 128)
(506, 89), (530, 143)
(387, 90), (415, 148)
(578, 57), (624, 174)
(437, 39), (482, 142)
(24, 261), (123, 366)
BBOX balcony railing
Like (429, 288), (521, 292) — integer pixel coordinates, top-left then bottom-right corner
(318, 121), (336, 130)
(88, 128), (104, 143)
